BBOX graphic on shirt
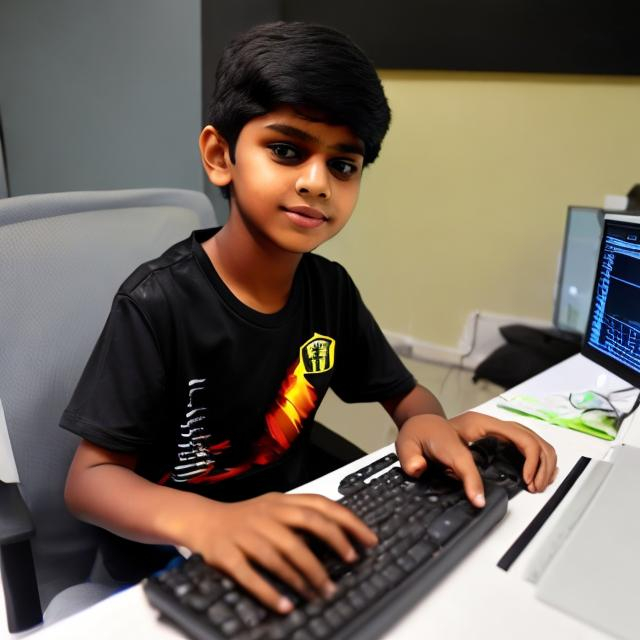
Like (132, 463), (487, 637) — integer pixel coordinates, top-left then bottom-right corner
(266, 333), (334, 448)
(170, 378), (220, 483)
(300, 334), (335, 373)
(163, 334), (335, 486)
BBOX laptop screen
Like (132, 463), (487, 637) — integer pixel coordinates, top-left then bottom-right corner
(582, 214), (640, 388)
(553, 206), (603, 335)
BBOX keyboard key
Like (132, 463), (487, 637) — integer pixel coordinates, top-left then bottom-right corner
(322, 603), (345, 629)
(390, 536), (414, 558)
(303, 599), (325, 617)
(220, 617), (242, 637)
(183, 591), (218, 612)
(207, 601), (234, 625)
(309, 617), (332, 638)
(363, 503), (395, 526)
(370, 573), (390, 592)
(397, 554), (418, 572)
(236, 599), (266, 628)
(346, 590), (367, 611)
(198, 576), (224, 599)
(381, 563), (405, 586)
(440, 490), (465, 508)
(265, 622), (292, 640)
(360, 580), (378, 601)
(237, 625), (274, 640)
(399, 521), (425, 542)
(173, 581), (193, 598)
(407, 540), (437, 564)
(427, 504), (474, 545)
(281, 609), (307, 632)
(379, 514), (403, 537)
(334, 599), (354, 619)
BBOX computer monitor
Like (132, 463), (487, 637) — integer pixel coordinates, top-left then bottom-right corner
(582, 213), (640, 390)
(553, 206), (603, 335)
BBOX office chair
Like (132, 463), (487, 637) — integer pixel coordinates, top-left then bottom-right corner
(0, 188), (217, 633)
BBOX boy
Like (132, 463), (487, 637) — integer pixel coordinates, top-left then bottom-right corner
(62, 22), (556, 615)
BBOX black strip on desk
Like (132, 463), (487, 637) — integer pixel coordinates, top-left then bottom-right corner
(497, 455), (591, 571)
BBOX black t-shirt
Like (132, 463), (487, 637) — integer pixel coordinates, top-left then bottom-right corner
(61, 228), (415, 578)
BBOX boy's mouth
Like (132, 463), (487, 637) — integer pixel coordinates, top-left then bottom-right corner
(282, 205), (329, 228)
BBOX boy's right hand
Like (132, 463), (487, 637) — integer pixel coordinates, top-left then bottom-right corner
(185, 492), (378, 614)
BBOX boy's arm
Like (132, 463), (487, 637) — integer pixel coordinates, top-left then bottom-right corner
(381, 384), (557, 507)
(65, 440), (377, 613)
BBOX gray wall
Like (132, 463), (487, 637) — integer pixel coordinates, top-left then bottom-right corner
(0, 0), (204, 196)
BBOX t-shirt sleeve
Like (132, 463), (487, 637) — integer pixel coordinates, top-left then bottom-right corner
(60, 294), (167, 452)
(330, 267), (416, 404)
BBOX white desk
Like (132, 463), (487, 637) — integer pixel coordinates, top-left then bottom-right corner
(13, 354), (635, 639)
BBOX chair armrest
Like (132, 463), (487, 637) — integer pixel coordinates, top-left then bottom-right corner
(0, 481), (35, 544)
(0, 482), (42, 632)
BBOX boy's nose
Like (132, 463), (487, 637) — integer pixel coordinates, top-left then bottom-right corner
(295, 160), (331, 199)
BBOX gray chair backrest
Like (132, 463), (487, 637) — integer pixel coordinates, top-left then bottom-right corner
(0, 188), (213, 226)
(0, 189), (216, 609)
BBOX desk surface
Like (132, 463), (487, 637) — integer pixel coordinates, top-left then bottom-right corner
(12, 354), (634, 639)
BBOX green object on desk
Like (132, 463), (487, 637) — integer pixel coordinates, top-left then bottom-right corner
(497, 393), (618, 440)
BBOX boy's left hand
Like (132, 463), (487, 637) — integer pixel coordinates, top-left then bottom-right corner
(395, 411), (557, 507)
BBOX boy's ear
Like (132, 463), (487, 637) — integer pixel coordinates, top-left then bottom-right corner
(199, 125), (233, 187)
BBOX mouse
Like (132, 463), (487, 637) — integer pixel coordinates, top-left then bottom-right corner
(469, 436), (527, 498)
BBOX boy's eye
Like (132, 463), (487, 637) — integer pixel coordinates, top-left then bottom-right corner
(329, 159), (359, 178)
(269, 143), (300, 161)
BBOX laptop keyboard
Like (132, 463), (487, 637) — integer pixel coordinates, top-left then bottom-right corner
(144, 438), (524, 640)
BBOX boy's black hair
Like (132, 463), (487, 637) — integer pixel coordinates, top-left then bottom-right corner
(207, 21), (391, 196)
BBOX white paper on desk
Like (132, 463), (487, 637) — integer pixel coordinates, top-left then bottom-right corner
(0, 398), (20, 483)
(535, 445), (640, 640)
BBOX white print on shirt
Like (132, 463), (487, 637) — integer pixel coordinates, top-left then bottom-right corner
(170, 378), (215, 482)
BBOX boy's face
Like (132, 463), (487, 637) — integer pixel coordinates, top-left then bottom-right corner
(203, 106), (364, 255)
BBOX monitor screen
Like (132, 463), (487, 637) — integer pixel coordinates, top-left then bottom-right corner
(582, 214), (640, 388)
(553, 206), (603, 335)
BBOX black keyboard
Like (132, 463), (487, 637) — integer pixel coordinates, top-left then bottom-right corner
(144, 438), (524, 640)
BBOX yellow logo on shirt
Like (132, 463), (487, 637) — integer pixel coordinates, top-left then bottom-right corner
(300, 333), (335, 374)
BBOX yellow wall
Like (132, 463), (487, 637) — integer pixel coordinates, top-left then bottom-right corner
(317, 71), (640, 347)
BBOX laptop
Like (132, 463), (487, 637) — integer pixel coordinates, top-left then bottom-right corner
(530, 212), (640, 640)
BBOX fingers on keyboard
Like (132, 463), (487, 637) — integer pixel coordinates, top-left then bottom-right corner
(236, 512), (350, 605)
(265, 525), (336, 598)
(218, 552), (294, 614)
(241, 539), (315, 602)
(286, 494), (378, 549)
(447, 448), (486, 508)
